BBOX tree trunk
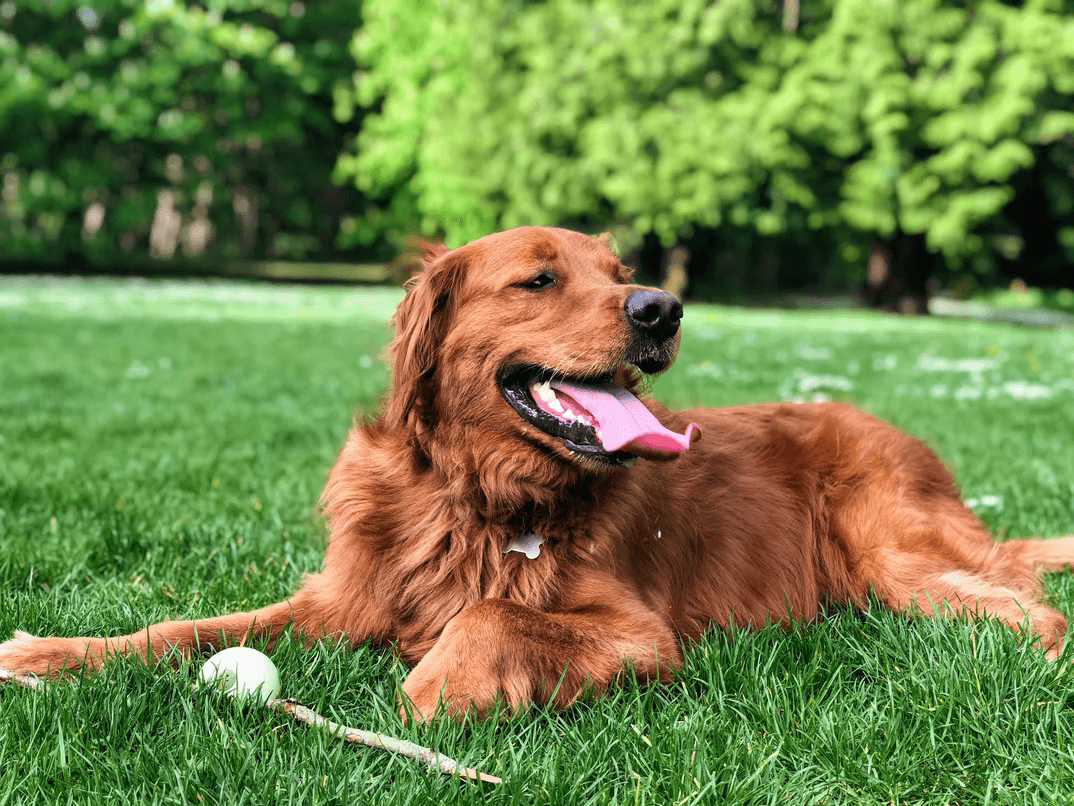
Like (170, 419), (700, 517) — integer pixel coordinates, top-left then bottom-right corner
(661, 245), (690, 300)
(783, 0), (800, 33)
(863, 233), (931, 315)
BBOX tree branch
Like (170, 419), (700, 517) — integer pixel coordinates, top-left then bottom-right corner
(0, 669), (46, 690)
(267, 699), (502, 784)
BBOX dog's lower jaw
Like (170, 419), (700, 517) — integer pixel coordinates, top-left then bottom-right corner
(563, 442), (638, 470)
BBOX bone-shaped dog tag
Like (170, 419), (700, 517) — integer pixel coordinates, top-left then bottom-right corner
(505, 531), (544, 560)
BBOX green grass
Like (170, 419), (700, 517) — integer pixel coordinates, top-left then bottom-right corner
(976, 286), (1074, 315)
(2, 276), (1074, 805)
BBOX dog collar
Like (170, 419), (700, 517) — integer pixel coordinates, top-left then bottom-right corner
(505, 530), (544, 560)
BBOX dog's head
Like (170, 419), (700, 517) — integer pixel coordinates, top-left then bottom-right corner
(384, 227), (698, 481)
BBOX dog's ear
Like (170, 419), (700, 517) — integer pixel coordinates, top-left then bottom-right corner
(594, 231), (635, 283)
(594, 232), (615, 252)
(417, 239), (450, 265)
(384, 243), (465, 434)
(390, 238), (449, 285)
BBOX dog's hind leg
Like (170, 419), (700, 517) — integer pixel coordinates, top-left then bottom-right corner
(870, 557), (1068, 660)
(830, 483), (1072, 658)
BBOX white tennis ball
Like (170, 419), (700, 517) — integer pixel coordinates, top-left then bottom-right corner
(200, 647), (281, 704)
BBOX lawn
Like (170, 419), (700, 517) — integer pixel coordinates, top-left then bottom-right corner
(2, 276), (1074, 805)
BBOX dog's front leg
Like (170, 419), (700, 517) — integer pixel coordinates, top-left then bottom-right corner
(0, 587), (327, 677)
(400, 595), (680, 721)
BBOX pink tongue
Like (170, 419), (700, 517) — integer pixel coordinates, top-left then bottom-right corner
(550, 380), (698, 453)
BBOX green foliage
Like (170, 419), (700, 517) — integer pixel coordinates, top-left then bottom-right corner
(345, 0), (1074, 279)
(0, 0), (364, 264)
(341, 0), (787, 245)
(776, 0), (1074, 262)
(3, 0), (1073, 284)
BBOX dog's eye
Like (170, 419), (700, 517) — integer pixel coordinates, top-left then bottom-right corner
(522, 272), (556, 290)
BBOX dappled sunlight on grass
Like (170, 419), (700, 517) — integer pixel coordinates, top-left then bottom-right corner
(0, 276), (405, 322)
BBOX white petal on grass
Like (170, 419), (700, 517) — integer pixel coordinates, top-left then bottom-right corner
(125, 361), (150, 379)
(954, 386), (983, 401)
(916, 354), (999, 375)
(688, 361), (724, 379)
(779, 370), (853, 401)
(964, 495), (1004, 511)
(798, 345), (833, 361)
(1003, 381), (1053, 401)
(798, 374), (853, 393)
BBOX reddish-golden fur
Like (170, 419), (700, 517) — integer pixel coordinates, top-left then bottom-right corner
(2, 226), (1072, 719)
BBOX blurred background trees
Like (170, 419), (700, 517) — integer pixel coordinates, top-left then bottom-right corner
(3, 0), (1073, 306)
(0, 0), (372, 269)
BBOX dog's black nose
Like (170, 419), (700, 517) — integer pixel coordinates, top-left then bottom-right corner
(624, 290), (683, 341)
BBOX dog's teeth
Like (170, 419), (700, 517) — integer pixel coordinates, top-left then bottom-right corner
(563, 410), (577, 421)
(548, 396), (565, 413)
(533, 381), (556, 403)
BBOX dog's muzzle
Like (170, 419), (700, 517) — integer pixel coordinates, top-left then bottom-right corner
(623, 290), (683, 374)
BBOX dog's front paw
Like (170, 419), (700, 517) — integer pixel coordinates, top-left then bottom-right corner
(400, 662), (508, 723)
(0, 631), (105, 678)
(399, 614), (539, 722)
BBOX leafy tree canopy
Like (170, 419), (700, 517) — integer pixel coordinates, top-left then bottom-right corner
(0, 0), (363, 264)
(344, 0), (1074, 286)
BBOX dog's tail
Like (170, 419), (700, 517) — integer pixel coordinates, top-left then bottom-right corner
(1001, 535), (1074, 573)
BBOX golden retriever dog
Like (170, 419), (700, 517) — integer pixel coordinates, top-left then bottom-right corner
(2, 226), (1073, 720)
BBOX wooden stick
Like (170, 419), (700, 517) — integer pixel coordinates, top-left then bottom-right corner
(267, 699), (502, 784)
(0, 668), (46, 690)
(0, 668), (501, 784)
